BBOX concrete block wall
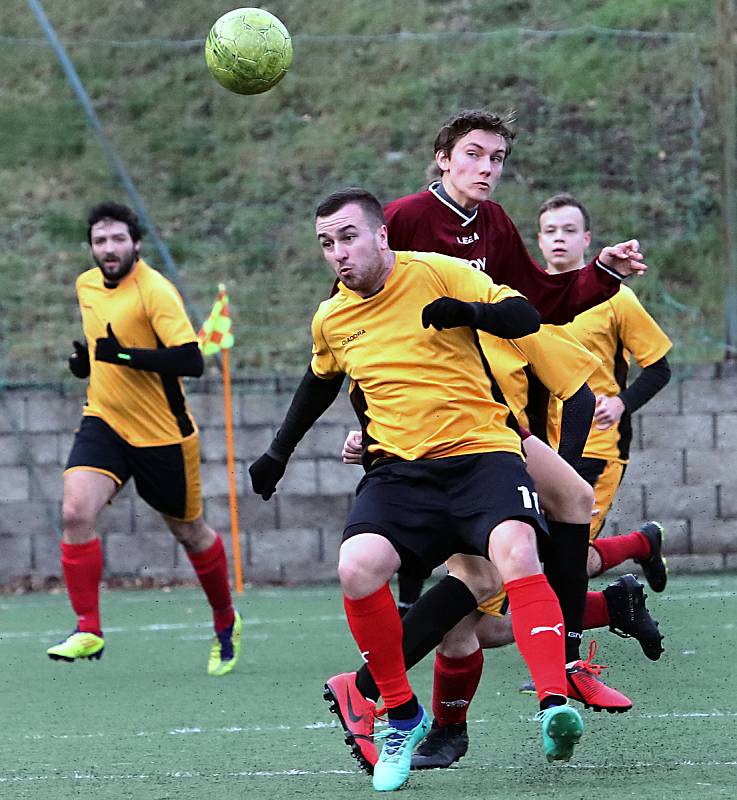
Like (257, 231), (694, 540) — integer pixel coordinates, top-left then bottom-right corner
(0, 384), (362, 585)
(0, 365), (735, 585)
(602, 367), (737, 574)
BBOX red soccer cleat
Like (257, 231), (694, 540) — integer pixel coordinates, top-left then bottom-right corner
(323, 672), (381, 773)
(566, 641), (633, 713)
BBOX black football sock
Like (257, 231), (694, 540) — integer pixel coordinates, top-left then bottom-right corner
(539, 694), (567, 711)
(543, 521), (590, 664)
(397, 573), (425, 615)
(387, 694), (420, 721)
(355, 575), (478, 702)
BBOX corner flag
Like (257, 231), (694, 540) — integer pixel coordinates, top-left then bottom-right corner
(197, 282), (243, 592)
(198, 283), (234, 355)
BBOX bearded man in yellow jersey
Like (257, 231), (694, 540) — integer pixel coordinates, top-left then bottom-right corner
(538, 193), (671, 598)
(250, 188), (585, 791)
(47, 202), (241, 677)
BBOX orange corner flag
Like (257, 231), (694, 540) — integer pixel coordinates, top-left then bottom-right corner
(198, 283), (234, 355)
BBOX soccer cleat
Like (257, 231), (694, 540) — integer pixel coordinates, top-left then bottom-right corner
(373, 707), (431, 791)
(634, 521), (668, 593)
(207, 610), (242, 676)
(47, 630), (104, 662)
(603, 573), (664, 661)
(324, 672), (380, 774)
(535, 703), (583, 762)
(566, 641), (632, 713)
(410, 721), (468, 770)
(519, 679), (537, 695)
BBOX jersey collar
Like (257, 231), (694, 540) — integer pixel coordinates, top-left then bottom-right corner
(429, 181), (478, 227)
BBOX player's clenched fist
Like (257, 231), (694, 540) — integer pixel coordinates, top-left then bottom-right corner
(421, 297), (477, 331)
(249, 453), (287, 500)
(68, 340), (90, 379)
(342, 430), (363, 465)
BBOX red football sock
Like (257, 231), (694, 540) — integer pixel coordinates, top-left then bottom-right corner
(583, 590), (610, 629)
(61, 538), (103, 634)
(343, 583), (413, 710)
(187, 536), (235, 633)
(590, 531), (651, 574)
(505, 573), (567, 701)
(433, 648), (483, 727)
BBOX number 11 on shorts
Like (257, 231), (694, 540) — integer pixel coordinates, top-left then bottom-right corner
(517, 485), (540, 513)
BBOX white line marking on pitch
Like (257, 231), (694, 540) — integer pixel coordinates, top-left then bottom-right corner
(2, 760), (736, 784)
(0, 614), (346, 643)
(659, 591), (737, 601)
(8, 710), (736, 745)
(9, 721), (338, 743)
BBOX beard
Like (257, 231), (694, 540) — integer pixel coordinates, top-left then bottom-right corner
(94, 249), (138, 284)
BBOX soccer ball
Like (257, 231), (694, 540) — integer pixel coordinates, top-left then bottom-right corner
(205, 8), (293, 95)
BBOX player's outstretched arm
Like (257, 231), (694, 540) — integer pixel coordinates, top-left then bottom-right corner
(68, 339), (90, 379)
(421, 296), (540, 338)
(249, 366), (345, 500)
(94, 324), (204, 377)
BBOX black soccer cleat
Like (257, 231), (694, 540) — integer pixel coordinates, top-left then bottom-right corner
(603, 573), (664, 661)
(410, 721), (468, 770)
(634, 521), (668, 593)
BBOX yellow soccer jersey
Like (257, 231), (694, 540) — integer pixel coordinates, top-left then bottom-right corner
(311, 251), (523, 461)
(557, 284), (671, 462)
(480, 325), (600, 446)
(77, 259), (199, 446)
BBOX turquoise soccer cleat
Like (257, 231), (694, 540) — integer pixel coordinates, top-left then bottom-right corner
(536, 703), (584, 762)
(373, 706), (430, 791)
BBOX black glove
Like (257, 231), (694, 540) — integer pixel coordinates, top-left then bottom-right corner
(95, 323), (131, 365)
(421, 297), (477, 331)
(68, 340), (90, 379)
(249, 453), (287, 500)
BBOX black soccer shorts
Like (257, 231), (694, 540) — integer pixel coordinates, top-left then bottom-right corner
(343, 451), (548, 577)
(65, 415), (203, 521)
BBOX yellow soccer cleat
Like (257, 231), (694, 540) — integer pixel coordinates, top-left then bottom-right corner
(47, 630), (105, 662)
(207, 611), (242, 677)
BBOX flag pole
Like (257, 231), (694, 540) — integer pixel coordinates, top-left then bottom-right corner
(221, 343), (244, 594)
(198, 283), (242, 594)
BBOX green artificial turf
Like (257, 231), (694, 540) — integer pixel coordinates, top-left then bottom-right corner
(1, 573), (735, 799)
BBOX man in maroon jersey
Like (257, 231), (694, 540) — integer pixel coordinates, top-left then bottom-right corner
(387, 108), (647, 613)
(321, 109), (650, 773)
(385, 108), (646, 324)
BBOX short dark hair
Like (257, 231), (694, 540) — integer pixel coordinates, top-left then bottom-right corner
(537, 193), (591, 231)
(314, 188), (386, 228)
(86, 202), (143, 243)
(434, 108), (517, 162)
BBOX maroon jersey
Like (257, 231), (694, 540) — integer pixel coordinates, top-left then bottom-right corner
(384, 183), (622, 325)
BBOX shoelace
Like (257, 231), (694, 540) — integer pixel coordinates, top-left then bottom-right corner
(374, 726), (413, 758)
(534, 704), (565, 723)
(572, 640), (606, 676)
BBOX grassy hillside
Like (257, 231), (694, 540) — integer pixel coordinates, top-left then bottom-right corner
(0, 0), (725, 384)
